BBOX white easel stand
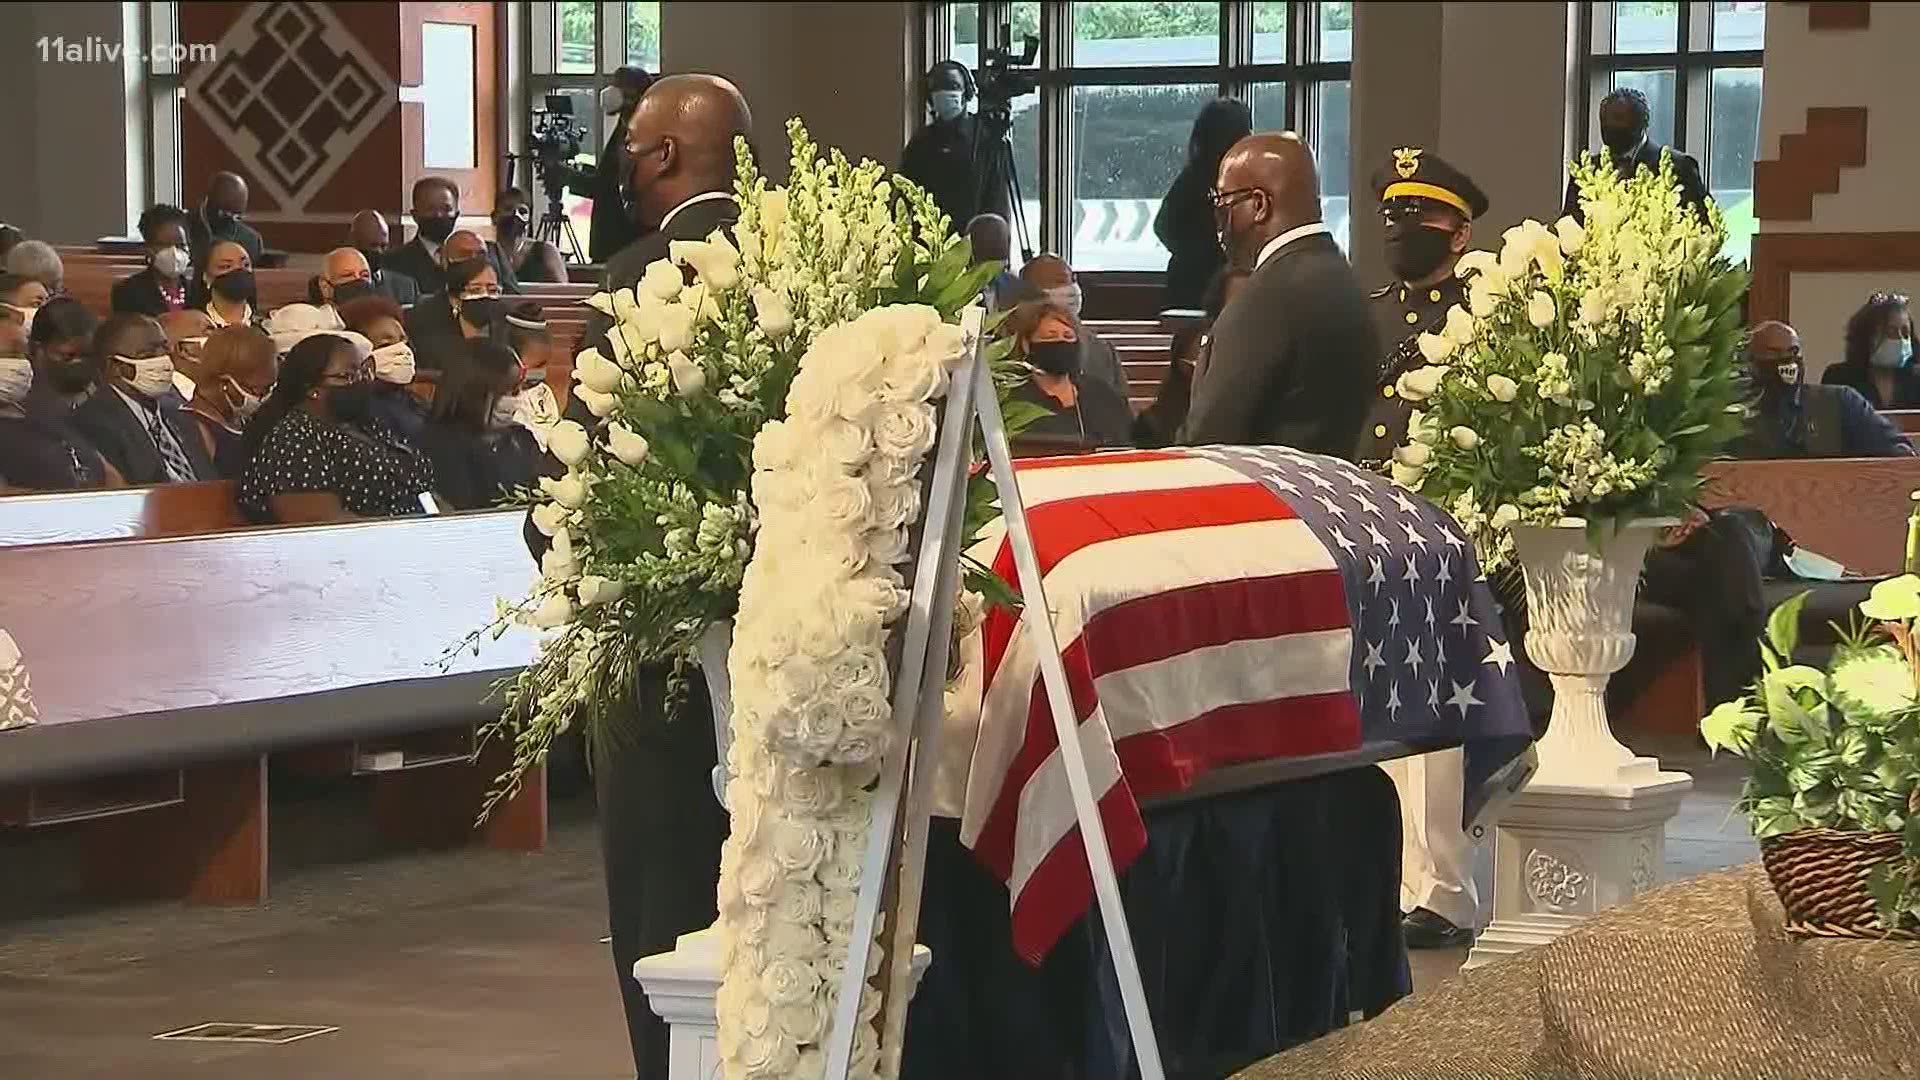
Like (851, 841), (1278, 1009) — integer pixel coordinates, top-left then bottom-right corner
(1465, 725), (1690, 969)
(636, 930), (932, 1080)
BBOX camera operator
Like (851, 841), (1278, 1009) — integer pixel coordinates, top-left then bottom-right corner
(583, 66), (654, 262)
(900, 61), (1011, 237)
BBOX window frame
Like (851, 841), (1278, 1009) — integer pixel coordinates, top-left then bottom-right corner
(934, 1), (1353, 270)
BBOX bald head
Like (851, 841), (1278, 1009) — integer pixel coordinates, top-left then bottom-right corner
(320, 247), (373, 306)
(1215, 133), (1321, 269)
(625, 74), (753, 231)
(967, 214), (1011, 267)
(349, 210), (390, 253)
(1747, 319), (1803, 388)
(207, 172), (249, 217)
(1019, 254), (1073, 290)
(443, 230), (486, 266)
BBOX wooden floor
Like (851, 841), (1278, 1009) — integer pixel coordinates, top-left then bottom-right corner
(0, 738), (1753, 1079)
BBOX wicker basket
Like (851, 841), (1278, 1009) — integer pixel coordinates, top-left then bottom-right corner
(1759, 828), (1919, 941)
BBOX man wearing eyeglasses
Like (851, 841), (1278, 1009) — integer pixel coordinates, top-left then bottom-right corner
(1177, 132), (1377, 454)
(1355, 148), (1488, 468)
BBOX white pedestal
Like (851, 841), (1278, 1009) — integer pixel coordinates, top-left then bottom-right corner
(634, 928), (934, 1080)
(1464, 759), (1691, 970)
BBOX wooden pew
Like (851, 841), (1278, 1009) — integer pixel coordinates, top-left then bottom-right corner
(1699, 456), (1920, 577)
(0, 510), (544, 904)
(0, 481), (245, 543)
(1882, 410), (1920, 435)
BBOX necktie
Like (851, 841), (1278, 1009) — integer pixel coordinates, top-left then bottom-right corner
(145, 404), (197, 483)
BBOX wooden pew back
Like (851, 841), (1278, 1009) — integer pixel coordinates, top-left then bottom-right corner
(1699, 456), (1920, 576)
(0, 482), (245, 545)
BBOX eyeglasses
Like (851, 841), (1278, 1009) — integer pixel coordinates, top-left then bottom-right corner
(1208, 187), (1261, 212)
(624, 137), (668, 160)
(458, 286), (504, 301)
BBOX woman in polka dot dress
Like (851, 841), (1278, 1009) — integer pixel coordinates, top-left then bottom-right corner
(236, 333), (436, 523)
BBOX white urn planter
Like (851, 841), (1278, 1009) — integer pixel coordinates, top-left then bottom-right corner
(1466, 520), (1694, 970)
(633, 619), (932, 1078)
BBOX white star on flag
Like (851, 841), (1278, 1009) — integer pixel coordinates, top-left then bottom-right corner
(1367, 555), (1386, 593)
(1424, 596), (1437, 629)
(1435, 636), (1447, 668)
(1353, 492), (1384, 517)
(1386, 680), (1403, 721)
(1442, 529), (1465, 552)
(1452, 599), (1476, 629)
(1436, 553), (1452, 585)
(1306, 470), (1337, 491)
(1427, 680), (1441, 708)
(1483, 638), (1515, 674)
(1339, 467), (1371, 489)
(1268, 476), (1300, 495)
(1331, 528), (1357, 556)
(1401, 521), (1429, 550)
(1363, 640), (1385, 678)
(1403, 552), (1421, 582)
(1388, 598), (1402, 630)
(1316, 494), (1350, 521)
(1446, 679), (1483, 718)
(1393, 491), (1420, 516)
(1406, 637), (1424, 677)
(1365, 522), (1391, 548)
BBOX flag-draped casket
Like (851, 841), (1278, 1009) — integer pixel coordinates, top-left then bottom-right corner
(943, 446), (1535, 961)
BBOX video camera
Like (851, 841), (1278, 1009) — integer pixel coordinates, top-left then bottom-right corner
(976, 32), (1039, 124)
(529, 94), (587, 180)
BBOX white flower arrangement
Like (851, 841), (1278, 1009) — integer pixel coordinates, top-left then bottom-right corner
(714, 303), (967, 1080)
(1387, 153), (1750, 571)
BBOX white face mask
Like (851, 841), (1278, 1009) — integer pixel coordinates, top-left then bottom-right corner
(225, 377), (265, 422)
(151, 245), (190, 279)
(490, 392), (523, 430)
(117, 353), (177, 399)
(599, 85), (628, 116)
(371, 341), (416, 385)
(3, 303), (34, 333)
(1045, 284), (1084, 318)
(930, 89), (965, 122)
(0, 355), (32, 405)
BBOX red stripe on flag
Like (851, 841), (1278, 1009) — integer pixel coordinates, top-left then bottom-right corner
(1005, 781), (1147, 965)
(971, 569), (1350, 881)
(1113, 691), (1360, 796)
(981, 482), (1295, 689)
(1011, 449), (1188, 472)
(1003, 692), (1361, 962)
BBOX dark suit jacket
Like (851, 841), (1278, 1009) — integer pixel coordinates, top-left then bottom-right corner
(404, 294), (465, 368)
(588, 120), (640, 262)
(187, 210), (265, 267)
(110, 268), (188, 317)
(1821, 358), (1920, 411)
(70, 386), (217, 485)
(374, 269), (422, 307)
(1561, 144), (1710, 223)
(383, 237), (523, 297)
(1177, 232), (1377, 456)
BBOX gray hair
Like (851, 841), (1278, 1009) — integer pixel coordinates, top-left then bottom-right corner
(3, 240), (63, 291)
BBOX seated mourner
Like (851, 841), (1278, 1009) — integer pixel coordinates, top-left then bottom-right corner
(1736, 320), (1912, 459)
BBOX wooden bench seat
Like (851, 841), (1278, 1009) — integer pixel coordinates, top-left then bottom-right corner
(0, 480), (245, 542)
(0, 508), (545, 904)
(1700, 456), (1920, 577)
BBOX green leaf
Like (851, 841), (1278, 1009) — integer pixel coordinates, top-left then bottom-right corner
(997, 399), (1054, 442)
(1766, 590), (1811, 666)
(1859, 574), (1920, 622)
(1700, 699), (1760, 757)
(962, 553), (1023, 613)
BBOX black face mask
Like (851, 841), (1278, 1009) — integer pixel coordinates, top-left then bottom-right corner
(495, 215), (527, 241)
(205, 205), (239, 230)
(45, 356), (95, 394)
(327, 381), (379, 425)
(459, 297), (502, 328)
(417, 215), (458, 244)
(1027, 340), (1081, 377)
(1600, 125), (1643, 160)
(1384, 223), (1456, 283)
(211, 269), (255, 302)
(331, 279), (375, 305)
(359, 247), (384, 273)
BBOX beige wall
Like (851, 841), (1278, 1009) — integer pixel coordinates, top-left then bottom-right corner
(663, 2), (917, 183)
(1348, 2), (1574, 287)
(1756, 2), (1920, 377)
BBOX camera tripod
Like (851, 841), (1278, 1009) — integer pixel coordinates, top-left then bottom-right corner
(535, 188), (586, 265)
(971, 103), (1034, 262)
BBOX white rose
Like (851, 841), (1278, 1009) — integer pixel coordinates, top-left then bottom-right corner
(822, 881), (858, 935)
(539, 471), (588, 509)
(774, 877), (825, 925)
(817, 833), (864, 891)
(819, 472), (876, 530)
(1389, 461), (1425, 488)
(793, 700), (845, 757)
(655, 302), (697, 354)
(1468, 275), (1498, 318)
(575, 384), (619, 418)
(577, 574), (624, 606)
(573, 347), (623, 394)
(774, 998), (830, 1047)
(1486, 374), (1519, 402)
(547, 420), (590, 467)
(767, 919), (829, 966)
(1526, 290), (1556, 328)
(752, 286), (793, 339)
(1491, 503), (1522, 530)
(1449, 426), (1481, 450)
(733, 1031), (799, 1080)
(610, 286), (640, 325)
(1396, 364), (1449, 401)
(790, 1050), (827, 1080)
(607, 422), (650, 466)
(866, 477), (921, 530)
(820, 418), (873, 469)
(530, 501), (568, 537)
(872, 402), (936, 462)
(866, 524), (912, 566)
(778, 766), (844, 817)
(1416, 332), (1454, 364)
(1578, 288), (1610, 326)
(1442, 304), (1475, 346)
(529, 590), (574, 628)
(671, 234), (742, 291)
(761, 956), (823, 1007)
(738, 850), (780, 906)
(772, 817), (833, 878)
(1554, 215), (1585, 254)
(667, 351), (707, 396)
(1455, 250), (1497, 278)
(639, 258), (683, 301)
(1393, 442), (1432, 468)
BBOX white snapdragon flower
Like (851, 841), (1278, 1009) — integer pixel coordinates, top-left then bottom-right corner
(577, 574), (625, 606)
(574, 347), (624, 394)
(1450, 426), (1481, 450)
(1554, 215), (1585, 254)
(639, 259), (683, 301)
(607, 422), (650, 465)
(1578, 287), (1610, 326)
(539, 470), (589, 509)
(1486, 373), (1519, 402)
(1526, 290), (1556, 328)
(668, 351), (708, 396)
(759, 189), (788, 259)
(546, 420), (591, 467)
(1416, 332), (1454, 364)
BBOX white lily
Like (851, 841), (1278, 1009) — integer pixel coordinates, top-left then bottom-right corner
(574, 347), (624, 393)
(608, 422), (651, 466)
(668, 351), (707, 396)
(547, 420), (591, 467)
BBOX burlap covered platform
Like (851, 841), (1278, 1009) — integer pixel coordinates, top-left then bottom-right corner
(1236, 863), (1920, 1079)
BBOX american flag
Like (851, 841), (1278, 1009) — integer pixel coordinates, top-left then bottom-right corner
(956, 446), (1531, 962)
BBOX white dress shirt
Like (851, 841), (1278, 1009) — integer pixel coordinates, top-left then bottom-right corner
(1255, 221), (1333, 271)
(659, 190), (735, 234)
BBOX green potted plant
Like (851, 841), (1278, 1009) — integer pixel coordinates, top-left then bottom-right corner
(1700, 579), (1920, 938)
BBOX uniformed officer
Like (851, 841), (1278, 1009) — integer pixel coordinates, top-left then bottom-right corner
(1356, 147), (1489, 467)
